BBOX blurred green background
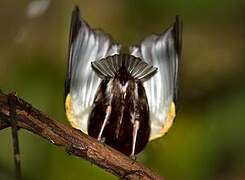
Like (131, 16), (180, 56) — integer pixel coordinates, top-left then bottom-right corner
(1, 0), (245, 179)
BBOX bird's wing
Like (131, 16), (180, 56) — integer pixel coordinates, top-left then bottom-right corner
(65, 6), (121, 134)
(129, 17), (182, 140)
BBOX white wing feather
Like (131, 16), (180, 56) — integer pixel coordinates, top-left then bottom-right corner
(66, 7), (121, 133)
(130, 18), (181, 140)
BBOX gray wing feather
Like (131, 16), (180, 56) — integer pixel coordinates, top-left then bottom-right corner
(130, 17), (182, 140)
(66, 7), (121, 133)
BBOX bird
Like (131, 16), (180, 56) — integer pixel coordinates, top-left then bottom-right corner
(64, 6), (182, 157)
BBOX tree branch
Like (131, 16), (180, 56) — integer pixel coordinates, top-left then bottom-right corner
(8, 93), (22, 180)
(0, 91), (163, 180)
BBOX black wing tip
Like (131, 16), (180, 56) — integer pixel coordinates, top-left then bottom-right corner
(72, 6), (81, 24)
(65, 5), (82, 101)
(173, 15), (183, 106)
(73, 5), (80, 14)
(174, 15), (183, 57)
(70, 5), (82, 43)
(175, 15), (182, 24)
(71, 6), (82, 26)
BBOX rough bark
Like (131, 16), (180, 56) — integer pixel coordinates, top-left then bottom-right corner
(0, 91), (163, 180)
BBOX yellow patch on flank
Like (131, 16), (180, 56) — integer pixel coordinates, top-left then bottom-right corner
(65, 94), (78, 128)
(160, 101), (176, 136)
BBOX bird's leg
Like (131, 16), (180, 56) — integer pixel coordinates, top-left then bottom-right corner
(97, 105), (111, 141)
(130, 120), (139, 158)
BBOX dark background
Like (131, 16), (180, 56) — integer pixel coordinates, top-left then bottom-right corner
(0, 0), (245, 179)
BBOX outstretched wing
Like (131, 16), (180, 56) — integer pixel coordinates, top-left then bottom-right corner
(130, 16), (182, 140)
(65, 6), (121, 134)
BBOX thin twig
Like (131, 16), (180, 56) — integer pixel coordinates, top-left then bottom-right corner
(8, 93), (21, 180)
(0, 91), (163, 180)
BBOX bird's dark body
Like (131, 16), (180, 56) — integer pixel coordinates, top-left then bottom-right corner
(88, 64), (150, 155)
(65, 6), (182, 157)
